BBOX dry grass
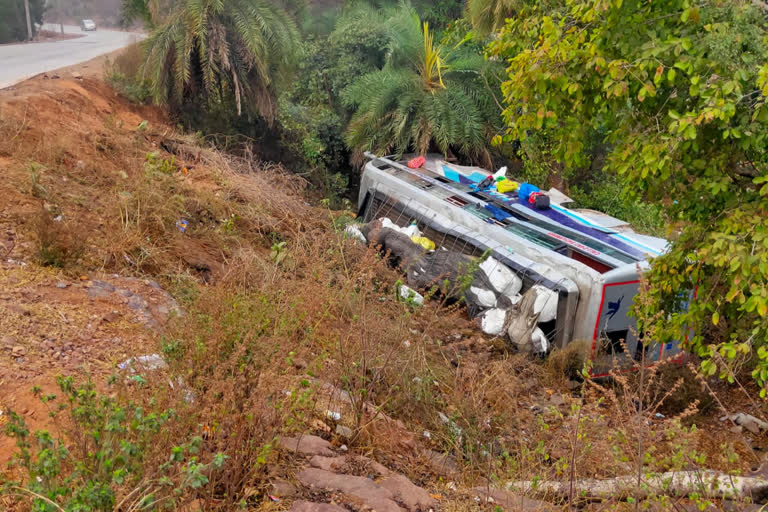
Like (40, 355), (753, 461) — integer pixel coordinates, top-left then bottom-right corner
(0, 77), (764, 511)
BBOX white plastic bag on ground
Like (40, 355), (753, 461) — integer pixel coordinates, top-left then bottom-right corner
(480, 308), (507, 336)
(531, 284), (558, 323)
(399, 284), (424, 305)
(344, 224), (366, 243)
(118, 354), (168, 373)
(480, 257), (522, 297)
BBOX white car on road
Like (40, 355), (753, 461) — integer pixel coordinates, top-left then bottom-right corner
(80, 19), (97, 31)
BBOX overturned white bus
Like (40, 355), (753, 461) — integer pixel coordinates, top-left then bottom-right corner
(358, 154), (682, 374)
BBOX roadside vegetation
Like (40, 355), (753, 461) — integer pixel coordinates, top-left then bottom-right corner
(0, 0), (44, 43)
(1, 0), (767, 510)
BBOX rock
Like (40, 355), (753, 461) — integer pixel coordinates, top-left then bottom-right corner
(473, 487), (558, 511)
(115, 287), (133, 298)
(423, 449), (459, 477)
(279, 435), (336, 457)
(309, 455), (389, 476)
(289, 501), (347, 512)
(335, 425), (354, 440)
(271, 479), (298, 498)
(71, 72), (83, 79)
(297, 468), (401, 512)
(8, 304), (30, 316)
(102, 311), (121, 323)
(87, 280), (115, 299)
(12, 346), (27, 357)
(549, 394), (565, 407)
(377, 473), (437, 511)
(730, 413), (768, 435)
(128, 295), (148, 310)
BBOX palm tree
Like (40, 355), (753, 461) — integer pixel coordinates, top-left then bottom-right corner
(342, 7), (503, 163)
(466, 0), (519, 35)
(141, 0), (299, 121)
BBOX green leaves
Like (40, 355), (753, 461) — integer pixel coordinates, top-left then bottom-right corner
(141, 0), (299, 120)
(343, 5), (502, 159)
(493, 0), (768, 392)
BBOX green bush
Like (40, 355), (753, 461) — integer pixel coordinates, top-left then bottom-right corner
(2, 376), (225, 511)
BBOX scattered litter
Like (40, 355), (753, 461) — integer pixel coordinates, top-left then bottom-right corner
(423, 430), (431, 439)
(413, 377), (422, 383)
(53, 215), (63, 222)
(268, 495), (280, 502)
(344, 224), (366, 242)
(326, 410), (342, 422)
(176, 219), (189, 233)
(429, 493), (443, 501)
(340, 444), (348, 452)
(398, 284), (424, 306)
(446, 482), (457, 491)
(118, 354), (168, 373)
(437, 412), (463, 438)
(56, 282), (68, 289)
(403, 340), (411, 348)
(655, 413), (665, 419)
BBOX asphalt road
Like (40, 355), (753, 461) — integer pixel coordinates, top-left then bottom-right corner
(0, 25), (144, 89)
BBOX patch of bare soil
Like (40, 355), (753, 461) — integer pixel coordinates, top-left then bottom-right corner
(0, 263), (180, 464)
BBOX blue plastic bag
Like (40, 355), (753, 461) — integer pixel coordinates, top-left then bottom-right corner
(518, 182), (540, 201)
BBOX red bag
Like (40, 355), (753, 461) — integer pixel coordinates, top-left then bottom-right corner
(408, 156), (426, 169)
(529, 192), (550, 209)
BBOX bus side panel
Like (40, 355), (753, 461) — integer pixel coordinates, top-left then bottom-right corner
(591, 280), (641, 375)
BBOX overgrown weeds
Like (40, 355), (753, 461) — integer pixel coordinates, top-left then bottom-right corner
(105, 44), (152, 104)
(34, 208), (86, 268)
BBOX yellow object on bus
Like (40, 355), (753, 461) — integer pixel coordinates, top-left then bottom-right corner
(496, 179), (519, 194)
(411, 236), (436, 251)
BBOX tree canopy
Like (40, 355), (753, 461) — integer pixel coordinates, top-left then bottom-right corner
(490, 0), (768, 388)
(0, 0), (44, 44)
(343, 5), (504, 163)
(140, 0), (299, 121)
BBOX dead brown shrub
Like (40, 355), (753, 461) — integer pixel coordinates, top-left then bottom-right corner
(546, 339), (591, 383)
(34, 207), (86, 268)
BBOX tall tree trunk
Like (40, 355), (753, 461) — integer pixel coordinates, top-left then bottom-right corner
(23, 0), (32, 41)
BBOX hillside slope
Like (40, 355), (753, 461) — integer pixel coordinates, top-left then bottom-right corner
(0, 76), (764, 511)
